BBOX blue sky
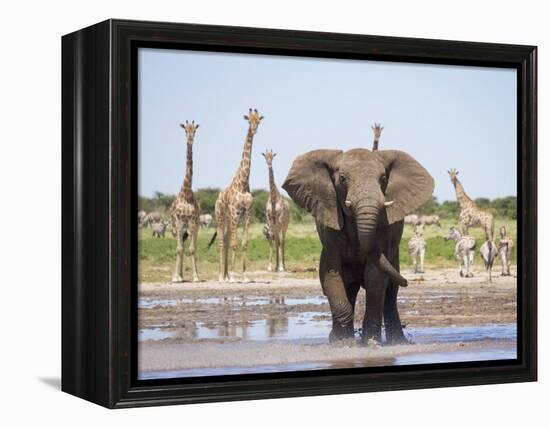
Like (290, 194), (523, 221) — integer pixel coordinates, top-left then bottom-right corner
(138, 48), (517, 202)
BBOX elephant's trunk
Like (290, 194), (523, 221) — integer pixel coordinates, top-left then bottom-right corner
(355, 201), (408, 287)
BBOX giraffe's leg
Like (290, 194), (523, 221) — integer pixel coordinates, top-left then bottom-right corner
(458, 256), (463, 277)
(241, 212), (252, 282)
(276, 224), (285, 273)
(413, 254), (417, 274)
(281, 228), (287, 272)
(189, 221), (199, 282)
(217, 222), (226, 283)
(267, 232), (273, 272)
(223, 229), (230, 281)
(276, 231), (284, 273)
(420, 250), (425, 273)
(172, 228), (184, 283)
(272, 232), (279, 273)
(228, 215), (239, 282)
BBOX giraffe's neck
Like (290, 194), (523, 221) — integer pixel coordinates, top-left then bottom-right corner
(232, 128), (254, 192)
(453, 179), (473, 209)
(268, 165), (280, 206)
(372, 136), (380, 151)
(180, 140), (194, 200)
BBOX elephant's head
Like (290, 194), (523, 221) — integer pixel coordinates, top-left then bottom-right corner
(282, 148), (434, 287)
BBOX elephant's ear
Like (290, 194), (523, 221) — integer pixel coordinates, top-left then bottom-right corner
(283, 150), (343, 230)
(376, 150), (435, 224)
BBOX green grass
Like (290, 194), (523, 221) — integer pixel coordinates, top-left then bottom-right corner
(138, 218), (516, 282)
(138, 222), (322, 282)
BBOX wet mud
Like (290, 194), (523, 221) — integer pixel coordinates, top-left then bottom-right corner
(138, 268), (517, 378)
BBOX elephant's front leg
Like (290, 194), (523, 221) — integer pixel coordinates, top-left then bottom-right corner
(362, 263), (388, 344)
(384, 281), (408, 344)
(320, 250), (355, 343)
(382, 250), (408, 344)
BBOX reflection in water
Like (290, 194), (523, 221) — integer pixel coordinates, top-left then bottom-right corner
(191, 314), (328, 341)
(139, 314), (517, 349)
(138, 327), (174, 341)
(268, 315), (289, 338)
(139, 295), (328, 309)
(406, 324), (517, 344)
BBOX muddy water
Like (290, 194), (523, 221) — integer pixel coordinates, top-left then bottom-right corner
(137, 276), (517, 379)
(138, 295), (327, 309)
(138, 295), (516, 343)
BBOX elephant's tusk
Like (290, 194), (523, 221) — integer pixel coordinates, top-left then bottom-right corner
(384, 200), (395, 207)
(345, 200), (352, 207)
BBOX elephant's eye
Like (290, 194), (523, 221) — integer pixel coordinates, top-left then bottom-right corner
(380, 175), (387, 185)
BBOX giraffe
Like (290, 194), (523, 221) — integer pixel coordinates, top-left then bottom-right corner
(169, 120), (200, 283)
(212, 109), (264, 282)
(448, 168), (495, 241)
(371, 122), (384, 151)
(262, 149), (290, 272)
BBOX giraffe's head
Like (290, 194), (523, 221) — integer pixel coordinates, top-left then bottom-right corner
(371, 123), (384, 139)
(180, 120), (200, 142)
(261, 149), (277, 167)
(244, 108), (264, 134)
(447, 168), (459, 183)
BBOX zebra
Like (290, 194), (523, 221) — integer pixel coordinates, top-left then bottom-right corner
(480, 240), (498, 282)
(445, 227), (476, 278)
(199, 213), (213, 229)
(498, 225), (514, 276)
(407, 223), (426, 273)
(419, 214), (442, 229)
(151, 221), (168, 238)
(404, 214), (420, 226)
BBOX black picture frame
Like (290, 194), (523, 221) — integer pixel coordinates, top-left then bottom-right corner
(61, 19), (537, 408)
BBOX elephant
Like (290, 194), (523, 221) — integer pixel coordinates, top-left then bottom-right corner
(283, 148), (434, 344)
